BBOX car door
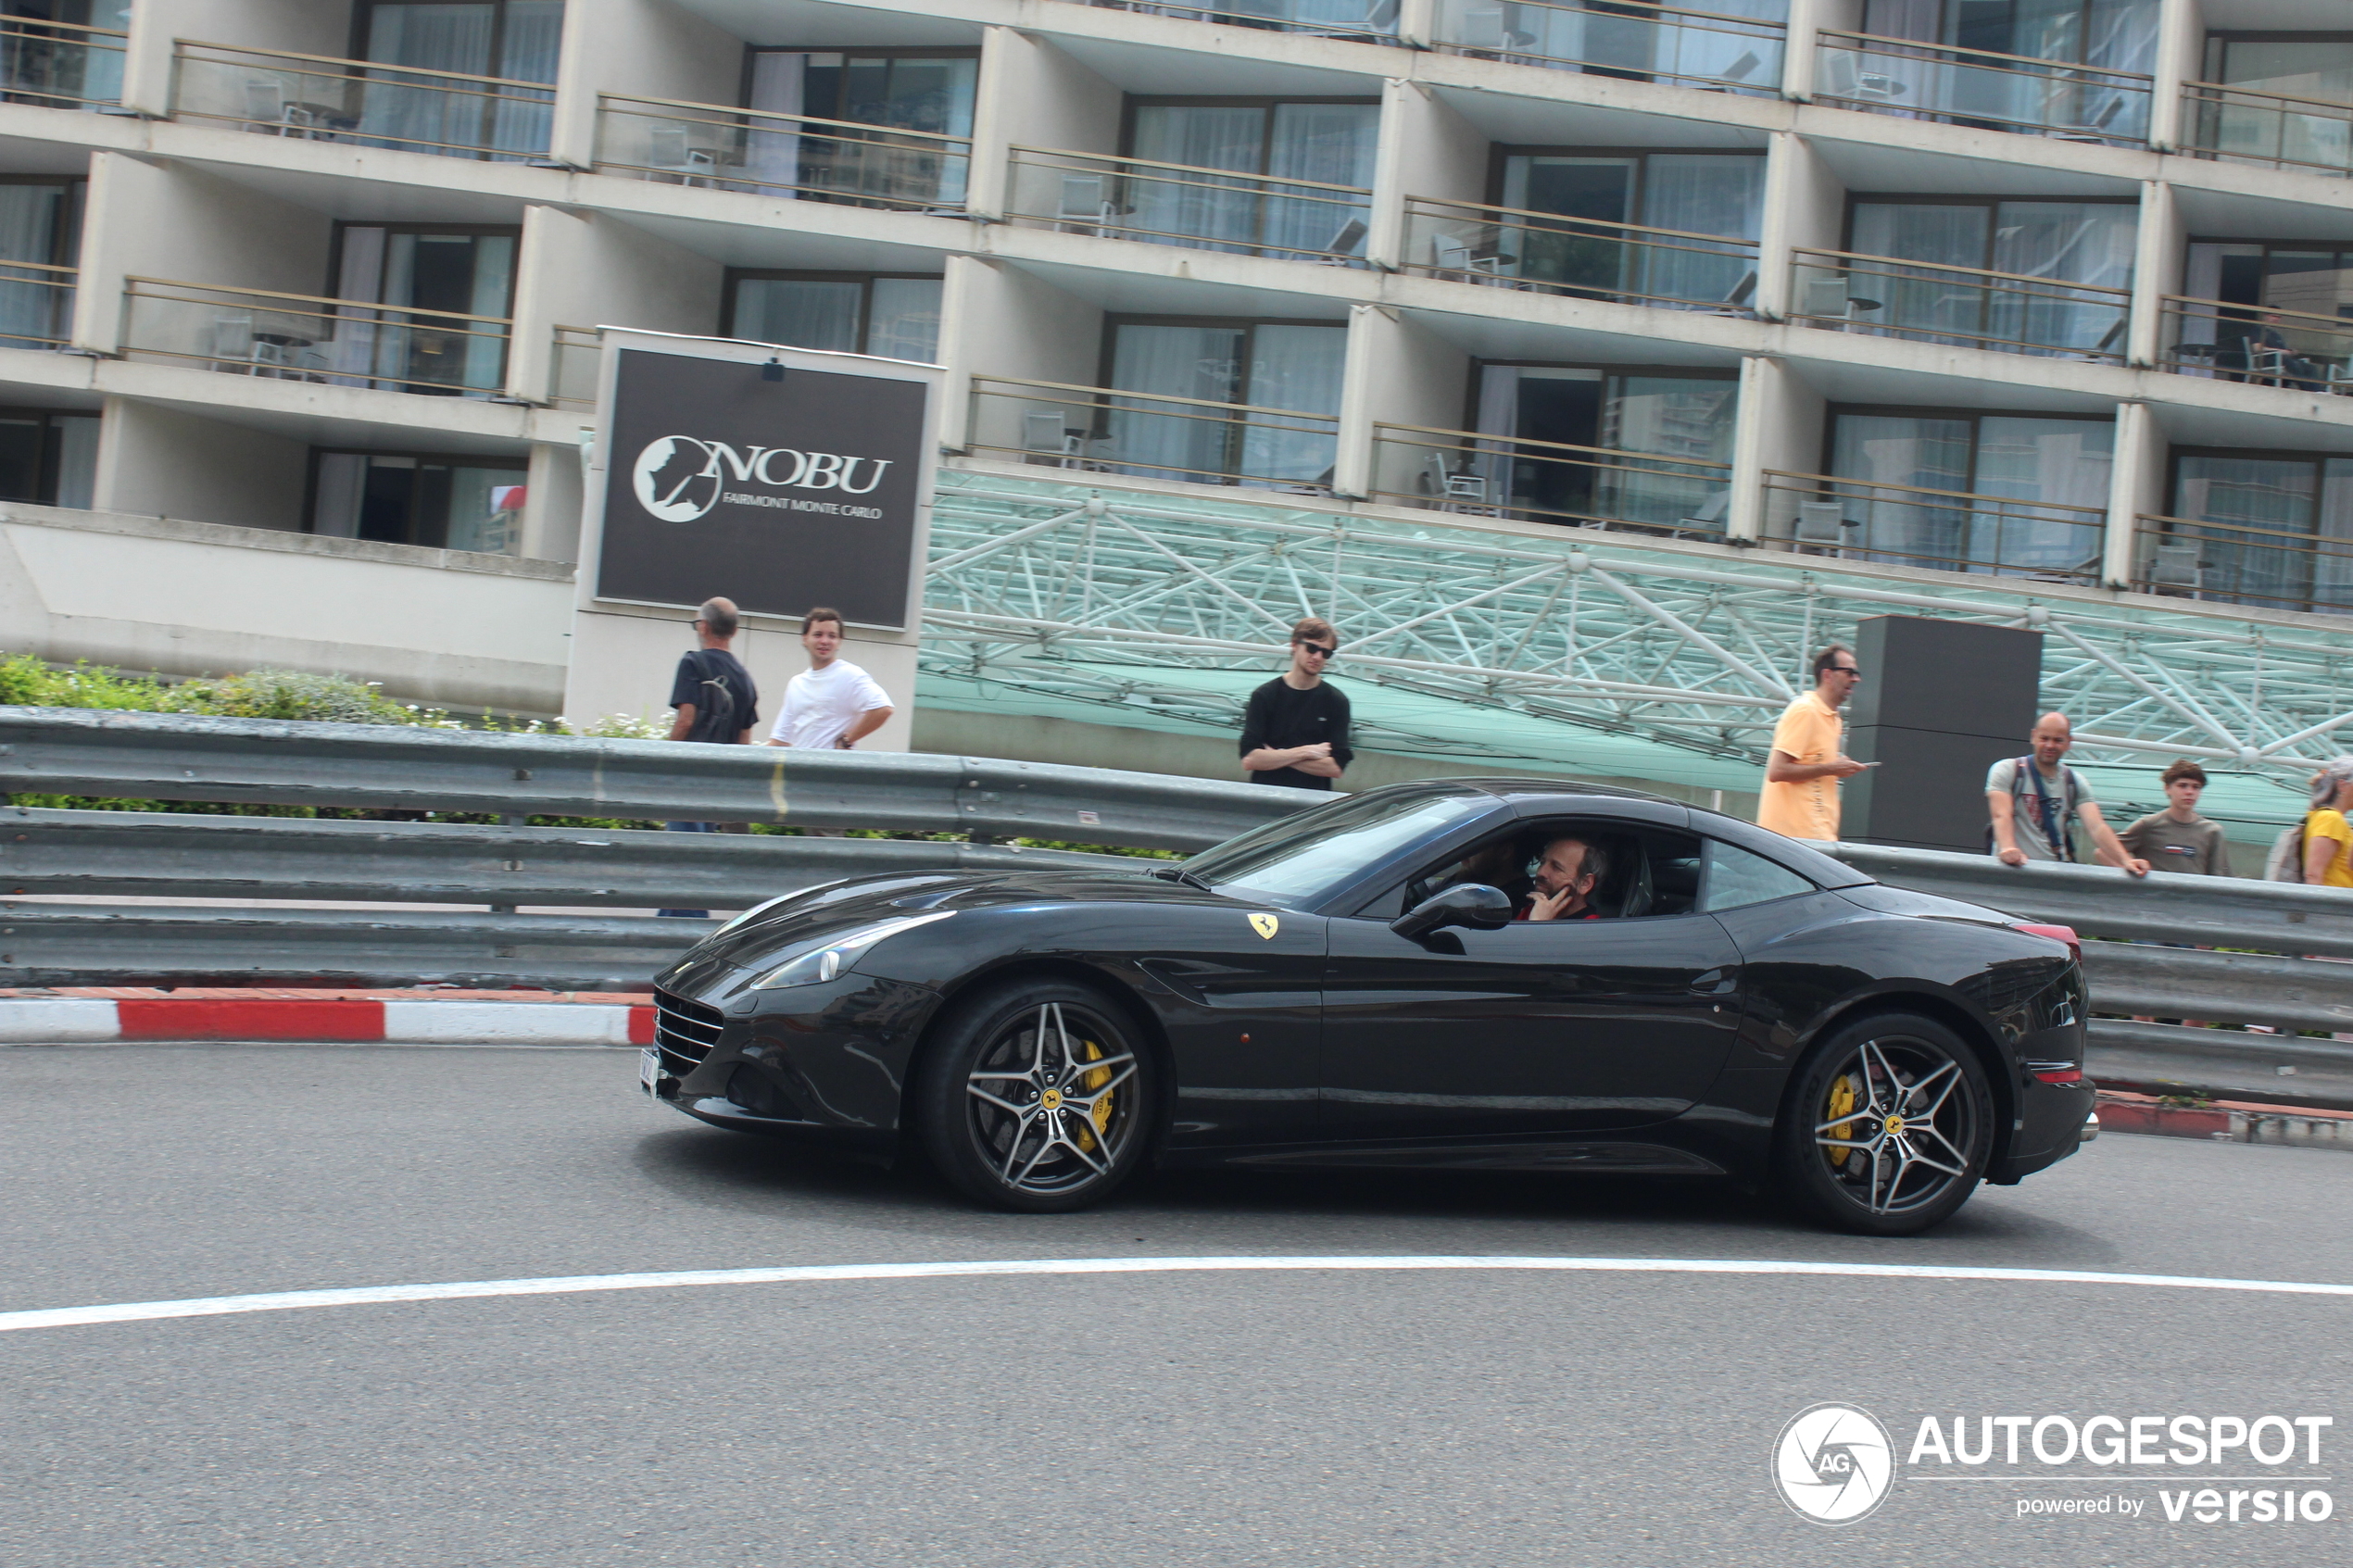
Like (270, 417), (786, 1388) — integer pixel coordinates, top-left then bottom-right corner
(1319, 821), (1745, 1139)
(1126, 907), (1328, 1150)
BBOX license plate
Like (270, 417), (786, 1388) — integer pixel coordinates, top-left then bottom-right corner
(639, 1047), (663, 1094)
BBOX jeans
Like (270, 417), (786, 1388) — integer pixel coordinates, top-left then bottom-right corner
(658, 821), (714, 918)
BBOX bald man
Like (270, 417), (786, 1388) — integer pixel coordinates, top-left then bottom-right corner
(1986, 712), (2146, 875)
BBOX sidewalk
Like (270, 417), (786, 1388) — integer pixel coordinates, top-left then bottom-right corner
(0, 987), (654, 1046)
(2096, 1088), (2353, 1151)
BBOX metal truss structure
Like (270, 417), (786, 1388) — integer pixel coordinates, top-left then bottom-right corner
(923, 469), (2353, 798)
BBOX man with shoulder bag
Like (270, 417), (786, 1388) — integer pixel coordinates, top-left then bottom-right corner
(1986, 712), (2146, 876)
(659, 596), (761, 917)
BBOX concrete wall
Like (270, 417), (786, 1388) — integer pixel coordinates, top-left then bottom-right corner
(92, 399), (309, 533)
(948, 261), (1107, 458)
(1755, 132), (1844, 323)
(508, 205), (725, 405)
(1371, 81), (1488, 271)
(971, 26), (1125, 222)
(552, 0), (749, 170)
(1741, 357), (1829, 545)
(1352, 307), (1474, 503)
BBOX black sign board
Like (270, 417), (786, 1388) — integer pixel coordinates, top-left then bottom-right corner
(597, 347), (929, 628)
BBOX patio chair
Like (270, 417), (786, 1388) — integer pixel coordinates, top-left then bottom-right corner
(1057, 174), (1116, 232)
(1457, 7), (1537, 56)
(647, 124), (719, 186)
(1317, 218), (1367, 264)
(1794, 500), (1856, 555)
(1818, 51), (1907, 105)
(2148, 541), (2204, 595)
(1023, 410), (1085, 466)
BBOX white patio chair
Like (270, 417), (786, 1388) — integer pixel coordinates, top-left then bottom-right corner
(2148, 541), (2204, 595)
(1818, 50), (1907, 104)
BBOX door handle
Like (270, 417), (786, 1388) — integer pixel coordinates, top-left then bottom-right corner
(1690, 968), (1739, 995)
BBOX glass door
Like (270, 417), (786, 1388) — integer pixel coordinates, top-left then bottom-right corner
(747, 51), (977, 207)
(0, 178), (74, 349)
(1501, 157), (1636, 297)
(1126, 101), (1377, 259)
(331, 224), (517, 395)
(358, 1), (562, 158)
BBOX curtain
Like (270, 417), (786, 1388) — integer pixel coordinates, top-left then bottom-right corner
(1832, 414), (1972, 567)
(52, 411), (95, 509)
(2318, 461), (2353, 612)
(329, 225), (386, 385)
(744, 52), (805, 197)
(1474, 363), (1519, 501)
(734, 278), (864, 352)
(1968, 415), (2110, 574)
(1262, 104), (1377, 259)
(461, 232), (514, 394)
(489, 0), (562, 159)
(0, 182), (63, 347)
(1849, 202), (1992, 345)
(1639, 155), (1762, 308)
(1240, 323), (1346, 487)
(2175, 455), (2316, 608)
(360, 4), (496, 154)
(1128, 106), (1265, 254)
(310, 453), (369, 537)
(864, 278), (942, 362)
(1989, 201), (2134, 355)
(1108, 324), (1244, 482)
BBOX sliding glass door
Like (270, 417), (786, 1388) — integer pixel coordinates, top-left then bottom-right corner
(330, 224), (517, 395)
(1105, 319), (1346, 487)
(725, 272), (943, 364)
(2170, 452), (2353, 614)
(745, 50), (977, 207)
(1499, 151), (1762, 307)
(1847, 197), (2134, 354)
(0, 177), (76, 349)
(1830, 409), (2111, 574)
(1473, 365), (1737, 530)
(1126, 100), (1378, 260)
(357, 1), (563, 158)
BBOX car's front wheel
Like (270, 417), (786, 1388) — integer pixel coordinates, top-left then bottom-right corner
(912, 978), (1156, 1212)
(1773, 1011), (1994, 1236)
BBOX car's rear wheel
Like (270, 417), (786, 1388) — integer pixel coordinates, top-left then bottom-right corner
(1773, 1011), (1993, 1236)
(912, 978), (1155, 1212)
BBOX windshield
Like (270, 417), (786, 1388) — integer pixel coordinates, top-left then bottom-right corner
(1183, 789), (1486, 909)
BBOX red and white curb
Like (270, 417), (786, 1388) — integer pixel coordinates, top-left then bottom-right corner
(0, 995), (654, 1047)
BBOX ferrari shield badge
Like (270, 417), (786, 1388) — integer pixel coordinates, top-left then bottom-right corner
(1248, 912), (1280, 940)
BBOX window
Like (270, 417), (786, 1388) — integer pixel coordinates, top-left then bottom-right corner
(0, 2), (130, 107)
(1845, 197), (2136, 356)
(309, 449), (529, 554)
(1863, 0), (2156, 73)
(746, 49), (978, 207)
(1378, 821), (1707, 922)
(1185, 789), (1487, 911)
(725, 272), (941, 364)
(2180, 242), (2353, 374)
(1494, 150), (1762, 307)
(1102, 317), (1346, 488)
(0, 406), (96, 508)
(1827, 408), (2112, 577)
(356, 1), (562, 157)
(0, 174), (79, 349)
(1125, 98), (1378, 259)
(1701, 839), (1816, 911)
(328, 223), (519, 396)
(2163, 451), (2353, 616)
(2203, 32), (2353, 100)
(1472, 365), (1736, 532)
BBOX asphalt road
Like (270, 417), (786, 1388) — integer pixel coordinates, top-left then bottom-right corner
(3, 1042), (2347, 1568)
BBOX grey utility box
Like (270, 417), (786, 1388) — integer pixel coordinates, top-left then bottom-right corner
(1842, 615), (2044, 853)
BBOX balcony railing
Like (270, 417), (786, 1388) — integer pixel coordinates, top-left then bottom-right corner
(170, 41), (554, 160)
(0, 258), (77, 349)
(1, 12), (124, 107)
(2136, 513), (2353, 618)
(2158, 297), (2353, 395)
(1373, 422), (1733, 537)
(1431, 0), (1783, 95)
(120, 278), (512, 398)
(597, 94), (971, 213)
(1763, 470), (2107, 583)
(1788, 247), (2130, 362)
(1402, 194), (1758, 313)
(969, 374), (1340, 493)
(1083, 0), (1403, 44)
(1007, 146), (1370, 263)
(1813, 31), (2150, 144)
(2181, 82), (2353, 179)
(549, 323), (600, 408)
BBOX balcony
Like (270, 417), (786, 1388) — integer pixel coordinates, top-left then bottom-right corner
(1401, 194), (1757, 312)
(1006, 147), (1370, 263)
(969, 374), (1339, 493)
(1, 11), (123, 108)
(2159, 298), (2353, 395)
(1372, 422), (1733, 538)
(596, 94), (971, 214)
(2137, 513), (2353, 618)
(1788, 248), (2129, 362)
(2181, 82), (2352, 179)
(0, 258), (76, 349)
(1082, 0), (1403, 44)
(549, 324), (599, 408)
(1763, 470), (2106, 583)
(1813, 31), (2150, 146)
(1430, 0), (1783, 96)
(170, 41), (554, 161)
(120, 278), (512, 399)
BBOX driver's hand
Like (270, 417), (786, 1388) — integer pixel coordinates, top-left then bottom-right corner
(1526, 886), (1572, 922)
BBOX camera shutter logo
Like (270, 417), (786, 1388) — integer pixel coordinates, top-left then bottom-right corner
(633, 435), (723, 522)
(1772, 1403), (1894, 1524)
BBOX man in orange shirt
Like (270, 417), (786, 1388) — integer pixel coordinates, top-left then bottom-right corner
(1756, 646), (1869, 841)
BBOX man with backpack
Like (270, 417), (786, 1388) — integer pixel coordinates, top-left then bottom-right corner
(659, 596), (760, 917)
(1986, 712), (2148, 876)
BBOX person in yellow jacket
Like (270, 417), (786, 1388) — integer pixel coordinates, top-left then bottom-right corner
(2301, 758), (2353, 887)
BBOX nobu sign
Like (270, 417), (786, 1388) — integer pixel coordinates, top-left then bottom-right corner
(597, 346), (930, 629)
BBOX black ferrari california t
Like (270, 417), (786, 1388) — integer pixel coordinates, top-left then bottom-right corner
(643, 779), (2092, 1235)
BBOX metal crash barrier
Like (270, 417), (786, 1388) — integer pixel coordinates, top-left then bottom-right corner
(2, 706), (2348, 1105)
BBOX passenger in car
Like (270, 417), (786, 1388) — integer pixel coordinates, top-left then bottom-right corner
(1521, 835), (1608, 922)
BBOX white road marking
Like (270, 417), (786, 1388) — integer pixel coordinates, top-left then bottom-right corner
(5, 1255), (2352, 1336)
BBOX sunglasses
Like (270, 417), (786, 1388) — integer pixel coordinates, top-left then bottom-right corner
(1298, 642), (1338, 659)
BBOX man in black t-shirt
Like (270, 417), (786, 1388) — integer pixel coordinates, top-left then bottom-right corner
(659, 596), (761, 917)
(1239, 617), (1353, 790)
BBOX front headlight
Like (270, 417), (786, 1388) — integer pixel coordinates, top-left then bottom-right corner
(748, 910), (956, 990)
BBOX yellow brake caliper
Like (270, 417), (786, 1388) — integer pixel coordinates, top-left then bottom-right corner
(1826, 1074), (1858, 1167)
(1075, 1040), (1114, 1151)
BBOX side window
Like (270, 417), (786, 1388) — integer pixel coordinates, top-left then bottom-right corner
(1701, 838), (1816, 912)
(1366, 821), (1708, 921)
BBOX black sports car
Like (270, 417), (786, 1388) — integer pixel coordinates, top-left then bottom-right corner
(644, 779), (2092, 1235)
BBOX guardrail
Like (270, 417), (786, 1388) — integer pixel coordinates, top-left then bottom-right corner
(170, 39), (554, 161)
(120, 277), (512, 399)
(1400, 194), (1759, 313)
(1812, 30), (2150, 145)
(1788, 246), (2130, 363)
(1005, 145), (1371, 264)
(1, 13), (125, 108)
(1759, 469), (2106, 583)
(2179, 80), (2353, 179)
(1430, 0), (1784, 96)
(595, 94), (972, 213)
(1370, 420), (1731, 537)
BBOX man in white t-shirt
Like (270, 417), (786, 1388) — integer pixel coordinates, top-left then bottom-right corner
(764, 605), (894, 751)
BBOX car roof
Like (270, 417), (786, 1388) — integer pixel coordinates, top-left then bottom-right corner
(1356, 776), (1679, 806)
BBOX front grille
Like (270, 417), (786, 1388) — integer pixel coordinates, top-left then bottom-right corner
(654, 988), (724, 1073)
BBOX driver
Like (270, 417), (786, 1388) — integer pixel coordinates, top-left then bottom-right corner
(1521, 835), (1607, 922)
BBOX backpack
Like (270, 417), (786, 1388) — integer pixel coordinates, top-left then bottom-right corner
(1986, 756), (2081, 860)
(2266, 822), (2308, 883)
(680, 650), (740, 745)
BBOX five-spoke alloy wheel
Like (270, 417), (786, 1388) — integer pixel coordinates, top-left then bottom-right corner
(1774, 1011), (1994, 1236)
(913, 979), (1156, 1212)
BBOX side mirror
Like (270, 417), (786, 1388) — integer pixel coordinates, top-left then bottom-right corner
(1391, 883), (1515, 942)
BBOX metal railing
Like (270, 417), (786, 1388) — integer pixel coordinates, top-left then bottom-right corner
(1371, 421), (1733, 538)
(1788, 246), (2131, 362)
(1430, 0), (1784, 95)
(2158, 296), (2353, 395)
(120, 277), (512, 399)
(1082, 0), (1404, 43)
(1761, 469), (2108, 583)
(0, 257), (76, 349)
(2179, 81), (2353, 179)
(1401, 194), (1759, 313)
(0, 12), (124, 107)
(169, 40), (554, 160)
(2133, 513), (2353, 620)
(1813, 30), (2151, 144)
(595, 93), (971, 213)
(549, 323), (599, 408)
(968, 373), (1341, 494)
(1006, 145), (1371, 264)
